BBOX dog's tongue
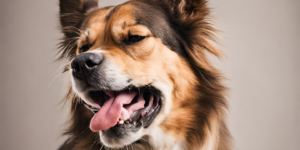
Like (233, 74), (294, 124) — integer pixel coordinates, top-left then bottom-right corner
(90, 91), (143, 131)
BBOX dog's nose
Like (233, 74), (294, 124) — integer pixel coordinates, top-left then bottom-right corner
(71, 53), (103, 78)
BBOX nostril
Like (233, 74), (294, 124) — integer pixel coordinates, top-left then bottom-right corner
(86, 60), (98, 68)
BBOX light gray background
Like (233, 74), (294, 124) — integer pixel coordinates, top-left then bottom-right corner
(0, 0), (299, 150)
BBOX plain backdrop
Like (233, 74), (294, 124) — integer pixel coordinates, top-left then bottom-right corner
(0, 0), (299, 150)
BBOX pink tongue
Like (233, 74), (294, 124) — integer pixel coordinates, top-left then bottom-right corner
(90, 91), (144, 131)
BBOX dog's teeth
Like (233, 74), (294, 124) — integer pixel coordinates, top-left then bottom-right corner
(119, 120), (124, 124)
(141, 111), (147, 116)
(133, 122), (136, 125)
(154, 103), (159, 109)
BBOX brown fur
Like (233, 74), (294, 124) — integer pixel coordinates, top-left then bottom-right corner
(58, 0), (232, 149)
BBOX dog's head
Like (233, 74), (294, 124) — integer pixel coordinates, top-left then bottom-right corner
(59, 0), (226, 149)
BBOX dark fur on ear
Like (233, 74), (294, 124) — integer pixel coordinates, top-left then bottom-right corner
(58, 0), (98, 60)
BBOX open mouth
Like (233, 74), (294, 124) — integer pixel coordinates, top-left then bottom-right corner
(83, 86), (161, 131)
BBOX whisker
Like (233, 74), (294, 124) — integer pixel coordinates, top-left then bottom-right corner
(59, 39), (77, 57)
(140, 138), (152, 150)
(48, 62), (71, 88)
(65, 41), (78, 58)
(73, 98), (80, 113)
(48, 73), (61, 88)
(62, 26), (83, 35)
(68, 127), (89, 143)
(60, 13), (77, 17)
(65, 40), (77, 53)
(65, 37), (80, 40)
(57, 62), (71, 72)
(130, 144), (133, 150)
(100, 145), (104, 150)
(91, 138), (100, 149)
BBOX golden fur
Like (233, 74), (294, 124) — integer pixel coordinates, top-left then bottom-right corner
(58, 0), (232, 149)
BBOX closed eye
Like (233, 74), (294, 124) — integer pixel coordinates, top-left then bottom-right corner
(125, 35), (146, 44)
(80, 44), (90, 52)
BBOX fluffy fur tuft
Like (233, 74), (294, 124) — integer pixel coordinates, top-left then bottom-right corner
(58, 0), (98, 60)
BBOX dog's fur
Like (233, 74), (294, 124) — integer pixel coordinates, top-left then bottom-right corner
(58, 0), (232, 149)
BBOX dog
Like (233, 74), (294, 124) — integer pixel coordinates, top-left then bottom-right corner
(58, 0), (232, 149)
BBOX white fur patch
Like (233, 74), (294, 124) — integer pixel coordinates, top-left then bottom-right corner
(86, 49), (107, 55)
(99, 129), (144, 149)
(84, 29), (89, 36)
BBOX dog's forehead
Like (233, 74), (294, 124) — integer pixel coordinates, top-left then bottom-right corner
(83, 1), (185, 57)
(81, 4), (137, 44)
(117, 1), (186, 57)
(80, 7), (113, 44)
(83, 3), (137, 31)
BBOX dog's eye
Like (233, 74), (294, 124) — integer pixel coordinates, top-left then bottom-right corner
(125, 35), (146, 44)
(80, 45), (90, 52)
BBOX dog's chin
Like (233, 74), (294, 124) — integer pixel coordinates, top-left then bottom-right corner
(99, 125), (144, 148)
(97, 104), (146, 148)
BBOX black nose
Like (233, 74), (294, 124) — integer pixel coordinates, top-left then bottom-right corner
(71, 53), (103, 78)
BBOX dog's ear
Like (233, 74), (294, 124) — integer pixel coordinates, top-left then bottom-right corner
(135, 0), (210, 22)
(58, 0), (98, 60)
(171, 0), (222, 82)
(136, 0), (221, 69)
(163, 0), (209, 17)
(136, 0), (222, 83)
(168, 0), (223, 85)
